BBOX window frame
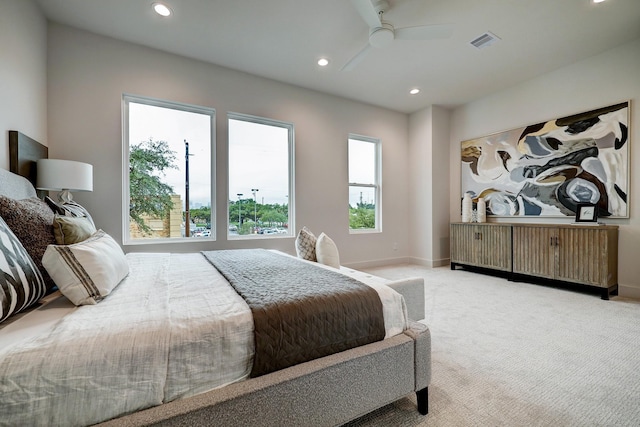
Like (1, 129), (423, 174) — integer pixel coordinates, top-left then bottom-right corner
(122, 94), (216, 245)
(227, 112), (295, 239)
(348, 133), (382, 234)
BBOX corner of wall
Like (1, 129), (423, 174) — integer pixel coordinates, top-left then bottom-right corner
(0, 0), (48, 168)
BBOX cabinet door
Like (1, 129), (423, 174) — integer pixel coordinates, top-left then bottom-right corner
(451, 224), (512, 271)
(477, 225), (512, 271)
(512, 226), (556, 279)
(556, 228), (609, 287)
(450, 223), (479, 265)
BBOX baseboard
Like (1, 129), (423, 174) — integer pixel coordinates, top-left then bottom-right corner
(406, 257), (451, 268)
(618, 284), (640, 300)
(344, 257), (451, 270)
(342, 257), (412, 270)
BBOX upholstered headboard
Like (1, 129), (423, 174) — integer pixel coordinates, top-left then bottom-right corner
(5, 130), (48, 199)
(0, 168), (37, 200)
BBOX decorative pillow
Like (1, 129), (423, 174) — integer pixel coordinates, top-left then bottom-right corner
(42, 230), (129, 305)
(52, 215), (97, 245)
(315, 232), (340, 269)
(0, 196), (57, 290)
(0, 215), (47, 323)
(45, 197), (95, 228)
(295, 226), (317, 261)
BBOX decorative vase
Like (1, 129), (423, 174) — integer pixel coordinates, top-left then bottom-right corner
(477, 197), (486, 223)
(461, 193), (473, 223)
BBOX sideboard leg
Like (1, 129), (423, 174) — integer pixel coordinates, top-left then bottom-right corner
(601, 285), (618, 300)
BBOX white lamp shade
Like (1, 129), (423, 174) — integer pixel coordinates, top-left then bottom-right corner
(36, 159), (93, 192)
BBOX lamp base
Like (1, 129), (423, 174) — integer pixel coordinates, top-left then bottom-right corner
(57, 190), (74, 204)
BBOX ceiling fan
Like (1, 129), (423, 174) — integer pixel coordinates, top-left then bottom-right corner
(342, 0), (454, 71)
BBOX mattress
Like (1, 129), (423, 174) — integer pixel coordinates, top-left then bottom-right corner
(0, 251), (407, 426)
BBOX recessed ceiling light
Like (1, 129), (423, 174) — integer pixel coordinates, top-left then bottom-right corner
(153, 3), (172, 17)
(593, 0), (606, 3)
(409, 88), (420, 95)
(317, 58), (329, 67)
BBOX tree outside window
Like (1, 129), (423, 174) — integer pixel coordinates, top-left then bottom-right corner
(123, 95), (214, 243)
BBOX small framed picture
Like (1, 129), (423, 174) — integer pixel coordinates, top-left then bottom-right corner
(575, 203), (598, 222)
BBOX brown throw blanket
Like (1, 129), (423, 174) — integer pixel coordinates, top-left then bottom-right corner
(202, 249), (385, 377)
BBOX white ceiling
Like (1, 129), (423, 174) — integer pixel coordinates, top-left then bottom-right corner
(35, 0), (640, 114)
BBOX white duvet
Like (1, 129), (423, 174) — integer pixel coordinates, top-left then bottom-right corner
(0, 251), (407, 426)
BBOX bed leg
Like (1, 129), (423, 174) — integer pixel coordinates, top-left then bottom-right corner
(416, 387), (428, 415)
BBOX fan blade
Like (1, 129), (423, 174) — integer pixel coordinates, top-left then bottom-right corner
(341, 43), (373, 71)
(395, 24), (454, 40)
(350, 0), (381, 29)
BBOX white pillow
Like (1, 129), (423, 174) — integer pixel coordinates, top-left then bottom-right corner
(42, 230), (129, 305)
(315, 232), (340, 269)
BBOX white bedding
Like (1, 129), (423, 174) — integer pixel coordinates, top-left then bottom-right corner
(0, 251), (407, 426)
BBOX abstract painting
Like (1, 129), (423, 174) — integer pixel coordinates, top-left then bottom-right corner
(461, 102), (629, 218)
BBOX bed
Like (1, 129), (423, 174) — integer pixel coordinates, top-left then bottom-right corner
(0, 131), (431, 426)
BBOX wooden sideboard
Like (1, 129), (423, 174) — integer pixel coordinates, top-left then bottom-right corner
(450, 223), (618, 299)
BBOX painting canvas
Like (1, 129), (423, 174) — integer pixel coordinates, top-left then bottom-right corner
(461, 102), (629, 218)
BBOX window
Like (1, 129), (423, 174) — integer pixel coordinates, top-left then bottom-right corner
(123, 95), (214, 244)
(348, 135), (381, 232)
(228, 113), (294, 238)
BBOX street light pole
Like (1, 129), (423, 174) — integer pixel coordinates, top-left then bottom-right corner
(251, 188), (259, 233)
(237, 193), (243, 231)
(185, 140), (191, 237)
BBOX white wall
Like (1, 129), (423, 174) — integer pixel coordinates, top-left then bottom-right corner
(408, 107), (432, 264)
(46, 24), (410, 265)
(449, 37), (640, 298)
(0, 0), (47, 167)
(408, 105), (451, 266)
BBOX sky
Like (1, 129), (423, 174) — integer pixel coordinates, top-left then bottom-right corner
(128, 101), (375, 210)
(129, 102), (212, 209)
(128, 101), (291, 209)
(228, 118), (289, 206)
(348, 138), (377, 207)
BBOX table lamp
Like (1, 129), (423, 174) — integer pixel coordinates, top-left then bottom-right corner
(36, 159), (93, 203)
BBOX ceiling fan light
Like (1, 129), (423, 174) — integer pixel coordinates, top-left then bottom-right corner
(369, 24), (394, 48)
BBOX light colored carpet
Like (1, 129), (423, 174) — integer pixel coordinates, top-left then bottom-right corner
(344, 265), (640, 427)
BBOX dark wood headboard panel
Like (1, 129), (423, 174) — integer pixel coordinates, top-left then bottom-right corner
(9, 130), (49, 198)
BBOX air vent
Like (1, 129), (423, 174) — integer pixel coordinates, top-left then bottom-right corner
(470, 32), (501, 49)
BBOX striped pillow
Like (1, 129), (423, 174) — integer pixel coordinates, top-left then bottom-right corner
(0, 215), (47, 323)
(0, 196), (57, 291)
(45, 197), (95, 228)
(42, 230), (129, 305)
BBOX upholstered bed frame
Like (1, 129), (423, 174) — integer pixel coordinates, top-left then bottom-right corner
(3, 130), (431, 426)
(94, 322), (431, 426)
